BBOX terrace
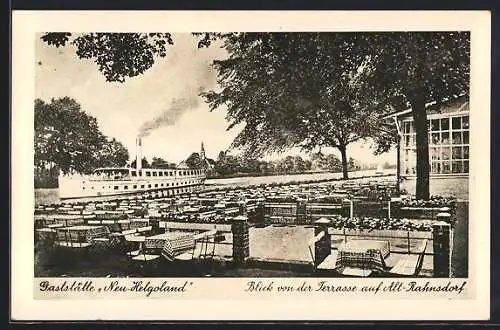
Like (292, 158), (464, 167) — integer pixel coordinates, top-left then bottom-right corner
(34, 176), (463, 277)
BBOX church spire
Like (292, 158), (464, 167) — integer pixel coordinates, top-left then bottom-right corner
(200, 142), (206, 161)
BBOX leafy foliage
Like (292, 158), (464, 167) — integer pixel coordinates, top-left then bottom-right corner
(34, 97), (129, 178)
(195, 33), (387, 179)
(210, 150), (363, 178)
(150, 157), (177, 169)
(359, 32), (470, 199)
(40, 32), (173, 82)
(185, 152), (203, 169)
(130, 157), (151, 169)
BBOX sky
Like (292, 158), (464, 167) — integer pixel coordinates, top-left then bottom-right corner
(35, 33), (396, 165)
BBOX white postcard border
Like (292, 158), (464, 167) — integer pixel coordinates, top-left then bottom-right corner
(11, 10), (491, 320)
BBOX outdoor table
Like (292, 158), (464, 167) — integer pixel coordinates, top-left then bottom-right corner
(338, 239), (390, 272)
(129, 219), (150, 229)
(144, 232), (196, 260)
(56, 225), (110, 244)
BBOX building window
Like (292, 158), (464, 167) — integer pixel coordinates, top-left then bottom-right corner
(159, 172), (163, 177)
(133, 185), (137, 189)
(141, 185), (145, 188)
(155, 184), (158, 188)
(146, 171), (151, 177)
(401, 114), (469, 175)
(153, 171), (157, 177)
(131, 171), (137, 177)
(124, 185), (128, 190)
(114, 186), (119, 190)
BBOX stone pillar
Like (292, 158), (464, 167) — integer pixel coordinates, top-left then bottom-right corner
(314, 218), (331, 267)
(232, 215), (250, 265)
(432, 221), (451, 277)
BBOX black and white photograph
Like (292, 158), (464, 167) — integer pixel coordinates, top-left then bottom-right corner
(11, 10), (490, 321)
(32, 30), (470, 279)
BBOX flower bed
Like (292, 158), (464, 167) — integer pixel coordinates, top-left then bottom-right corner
(399, 195), (457, 208)
(327, 215), (433, 232)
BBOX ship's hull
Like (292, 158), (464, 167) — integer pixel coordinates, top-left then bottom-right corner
(59, 173), (206, 200)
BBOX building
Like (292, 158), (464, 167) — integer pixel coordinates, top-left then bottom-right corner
(384, 95), (469, 198)
(200, 142), (216, 170)
(177, 142), (216, 174)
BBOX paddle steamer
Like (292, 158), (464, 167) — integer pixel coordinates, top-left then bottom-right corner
(58, 138), (206, 199)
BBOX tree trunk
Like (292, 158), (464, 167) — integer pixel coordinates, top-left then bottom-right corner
(411, 99), (430, 200)
(396, 134), (401, 192)
(338, 145), (349, 180)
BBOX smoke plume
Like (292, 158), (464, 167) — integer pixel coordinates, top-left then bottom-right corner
(137, 59), (216, 138)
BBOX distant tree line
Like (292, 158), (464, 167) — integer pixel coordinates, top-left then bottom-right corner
(129, 157), (178, 169)
(35, 97), (129, 188)
(177, 150), (362, 178)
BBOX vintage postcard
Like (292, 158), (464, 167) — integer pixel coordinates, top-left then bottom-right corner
(11, 10), (490, 320)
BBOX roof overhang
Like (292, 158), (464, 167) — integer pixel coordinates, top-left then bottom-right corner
(379, 93), (468, 120)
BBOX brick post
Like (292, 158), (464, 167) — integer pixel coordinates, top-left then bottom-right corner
(432, 221), (451, 277)
(232, 215), (250, 265)
(314, 218), (331, 267)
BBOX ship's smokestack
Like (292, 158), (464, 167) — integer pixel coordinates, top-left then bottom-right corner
(136, 137), (142, 171)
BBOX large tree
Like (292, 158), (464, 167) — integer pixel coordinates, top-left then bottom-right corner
(360, 32), (470, 199)
(35, 97), (130, 177)
(196, 33), (383, 179)
(35, 97), (106, 174)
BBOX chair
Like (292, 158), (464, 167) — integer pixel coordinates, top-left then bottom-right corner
(389, 239), (428, 276)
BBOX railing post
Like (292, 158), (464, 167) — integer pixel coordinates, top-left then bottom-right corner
(407, 231), (411, 255)
(432, 221), (451, 277)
